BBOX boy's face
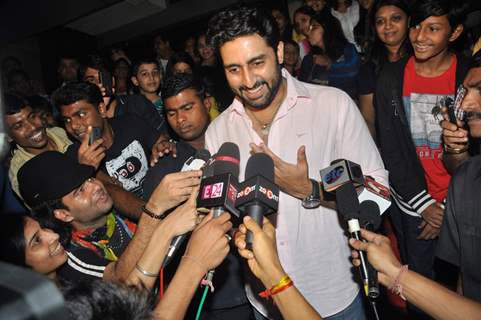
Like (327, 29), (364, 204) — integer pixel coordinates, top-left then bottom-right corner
(132, 63), (161, 95)
(409, 15), (462, 62)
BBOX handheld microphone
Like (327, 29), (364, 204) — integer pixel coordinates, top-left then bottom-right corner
(336, 183), (371, 298)
(359, 200), (382, 300)
(197, 142), (240, 285)
(320, 159), (390, 214)
(357, 176), (391, 214)
(320, 159), (364, 192)
(161, 149), (211, 268)
(236, 153), (279, 250)
(197, 142), (241, 218)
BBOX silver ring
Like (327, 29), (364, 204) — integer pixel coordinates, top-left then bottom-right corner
(224, 234), (232, 241)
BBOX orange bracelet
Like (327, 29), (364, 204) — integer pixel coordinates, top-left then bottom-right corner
(259, 275), (293, 299)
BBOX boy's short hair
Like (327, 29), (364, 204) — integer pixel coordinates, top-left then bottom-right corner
(410, 0), (468, 29)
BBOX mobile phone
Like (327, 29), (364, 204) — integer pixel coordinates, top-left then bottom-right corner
(89, 127), (102, 146)
(452, 84), (467, 123)
(99, 70), (113, 97)
(445, 97), (457, 124)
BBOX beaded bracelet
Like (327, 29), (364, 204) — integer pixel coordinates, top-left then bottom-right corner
(141, 205), (167, 220)
(389, 265), (409, 301)
(258, 275), (294, 299)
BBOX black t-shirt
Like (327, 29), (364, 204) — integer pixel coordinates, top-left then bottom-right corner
(115, 94), (167, 135)
(436, 155), (481, 303)
(66, 115), (158, 198)
(357, 62), (376, 96)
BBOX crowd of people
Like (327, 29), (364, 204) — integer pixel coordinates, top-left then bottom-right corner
(1, 0), (481, 319)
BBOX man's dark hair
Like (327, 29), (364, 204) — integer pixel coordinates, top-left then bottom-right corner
(162, 74), (205, 102)
(410, 0), (468, 29)
(26, 95), (54, 114)
(0, 214), (28, 267)
(206, 6), (280, 53)
(293, 5), (316, 19)
(79, 54), (107, 79)
(62, 279), (155, 320)
(329, 0), (353, 11)
(131, 57), (160, 77)
(51, 81), (103, 110)
(165, 52), (196, 78)
(4, 93), (29, 115)
(283, 39), (300, 53)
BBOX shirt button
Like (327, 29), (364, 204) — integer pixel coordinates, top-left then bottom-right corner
(279, 241), (285, 246)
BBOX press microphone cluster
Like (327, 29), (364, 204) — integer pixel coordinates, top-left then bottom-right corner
(236, 153), (279, 249)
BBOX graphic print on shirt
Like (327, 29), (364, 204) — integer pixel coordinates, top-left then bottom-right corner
(403, 93), (454, 160)
(105, 140), (148, 195)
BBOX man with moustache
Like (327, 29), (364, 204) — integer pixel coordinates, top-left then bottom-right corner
(4, 94), (71, 198)
(436, 50), (481, 304)
(205, 6), (387, 319)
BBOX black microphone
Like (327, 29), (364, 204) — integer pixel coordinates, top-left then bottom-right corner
(336, 182), (371, 298)
(236, 153), (279, 250)
(359, 200), (382, 300)
(196, 142), (241, 284)
(161, 149), (212, 268)
(197, 142), (241, 218)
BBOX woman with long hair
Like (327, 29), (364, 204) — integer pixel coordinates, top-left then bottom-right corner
(300, 14), (360, 98)
(358, 0), (411, 139)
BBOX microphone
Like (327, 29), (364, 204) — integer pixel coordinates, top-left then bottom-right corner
(197, 142), (241, 218)
(320, 159), (364, 192)
(357, 176), (391, 215)
(181, 149), (211, 171)
(359, 200), (382, 300)
(161, 149), (212, 268)
(236, 153), (279, 250)
(320, 159), (390, 214)
(336, 183), (371, 298)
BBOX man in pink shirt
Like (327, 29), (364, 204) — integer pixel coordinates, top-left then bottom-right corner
(205, 6), (388, 319)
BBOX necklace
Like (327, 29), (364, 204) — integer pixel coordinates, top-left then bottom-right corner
(246, 109), (275, 137)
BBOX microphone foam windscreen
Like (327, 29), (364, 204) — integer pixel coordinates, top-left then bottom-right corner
(359, 200), (381, 230)
(195, 149), (211, 162)
(245, 153), (274, 181)
(336, 182), (360, 220)
(213, 142), (240, 178)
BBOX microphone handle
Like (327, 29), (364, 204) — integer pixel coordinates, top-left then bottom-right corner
(206, 206), (225, 282)
(350, 227), (370, 296)
(245, 202), (264, 250)
(364, 222), (380, 299)
(161, 233), (190, 269)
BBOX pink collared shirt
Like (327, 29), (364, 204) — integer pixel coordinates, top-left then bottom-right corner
(205, 70), (388, 317)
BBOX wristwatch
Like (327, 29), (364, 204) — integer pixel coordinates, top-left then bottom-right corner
(302, 179), (321, 209)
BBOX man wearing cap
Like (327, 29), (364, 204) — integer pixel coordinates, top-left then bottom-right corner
(18, 151), (202, 282)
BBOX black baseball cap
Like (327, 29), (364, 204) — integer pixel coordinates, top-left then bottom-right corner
(18, 151), (94, 208)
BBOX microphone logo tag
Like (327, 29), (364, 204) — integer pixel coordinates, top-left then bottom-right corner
(201, 182), (224, 199)
(259, 186), (279, 202)
(324, 166), (344, 185)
